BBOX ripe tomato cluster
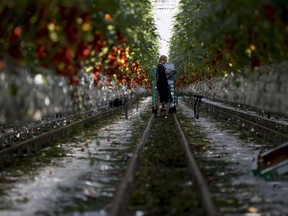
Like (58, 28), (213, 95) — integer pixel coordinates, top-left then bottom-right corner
(0, 1), (151, 90)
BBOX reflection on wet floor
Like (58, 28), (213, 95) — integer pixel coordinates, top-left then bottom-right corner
(180, 99), (288, 215)
(1, 96), (288, 215)
(0, 98), (151, 216)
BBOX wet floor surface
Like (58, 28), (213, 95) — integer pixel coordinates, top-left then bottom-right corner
(0, 97), (288, 216)
(180, 99), (288, 216)
(0, 98), (151, 216)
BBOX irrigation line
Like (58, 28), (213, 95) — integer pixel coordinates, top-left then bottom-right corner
(173, 113), (218, 216)
(109, 114), (154, 216)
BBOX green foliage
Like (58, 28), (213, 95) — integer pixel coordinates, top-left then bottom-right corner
(117, 0), (160, 71)
(0, 0), (159, 88)
(170, 0), (288, 87)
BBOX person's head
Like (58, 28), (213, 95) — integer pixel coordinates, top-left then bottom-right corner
(158, 55), (167, 64)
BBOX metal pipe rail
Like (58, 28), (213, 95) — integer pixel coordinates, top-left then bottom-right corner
(202, 101), (288, 144)
(109, 114), (154, 216)
(108, 113), (218, 216)
(0, 93), (144, 150)
(0, 106), (125, 170)
(0, 93), (143, 167)
(173, 114), (218, 216)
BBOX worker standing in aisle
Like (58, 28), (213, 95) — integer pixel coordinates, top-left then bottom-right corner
(156, 55), (173, 118)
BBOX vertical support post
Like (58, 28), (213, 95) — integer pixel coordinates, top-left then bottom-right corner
(136, 95), (139, 112)
(0, 154), (3, 170)
(125, 96), (128, 120)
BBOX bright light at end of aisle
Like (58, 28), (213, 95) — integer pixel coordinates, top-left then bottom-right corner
(150, 0), (180, 56)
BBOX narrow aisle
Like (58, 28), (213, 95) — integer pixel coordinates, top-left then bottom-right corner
(0, 98), (151, 216)
(179, 98), (288, 215)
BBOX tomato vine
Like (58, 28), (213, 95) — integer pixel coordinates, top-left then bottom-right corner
(0, 0), (159, 89)
(170, 0), (288, 88)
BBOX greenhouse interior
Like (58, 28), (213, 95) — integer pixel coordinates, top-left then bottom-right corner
(0, 0), (288, 215)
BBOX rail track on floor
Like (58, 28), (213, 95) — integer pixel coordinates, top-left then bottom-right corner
(108, 111), (218, 216)
(108, 96), (288, 215)
(0, 95), (139, 170)
(196, 97), (288, 145)
(1, 95), (288, 215)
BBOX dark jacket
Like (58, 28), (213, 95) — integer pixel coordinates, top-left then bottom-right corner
(156, 64), (169, 90)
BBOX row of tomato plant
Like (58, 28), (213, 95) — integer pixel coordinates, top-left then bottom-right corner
(170, 0), (288, 88)
(0, 0), (159, 89)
